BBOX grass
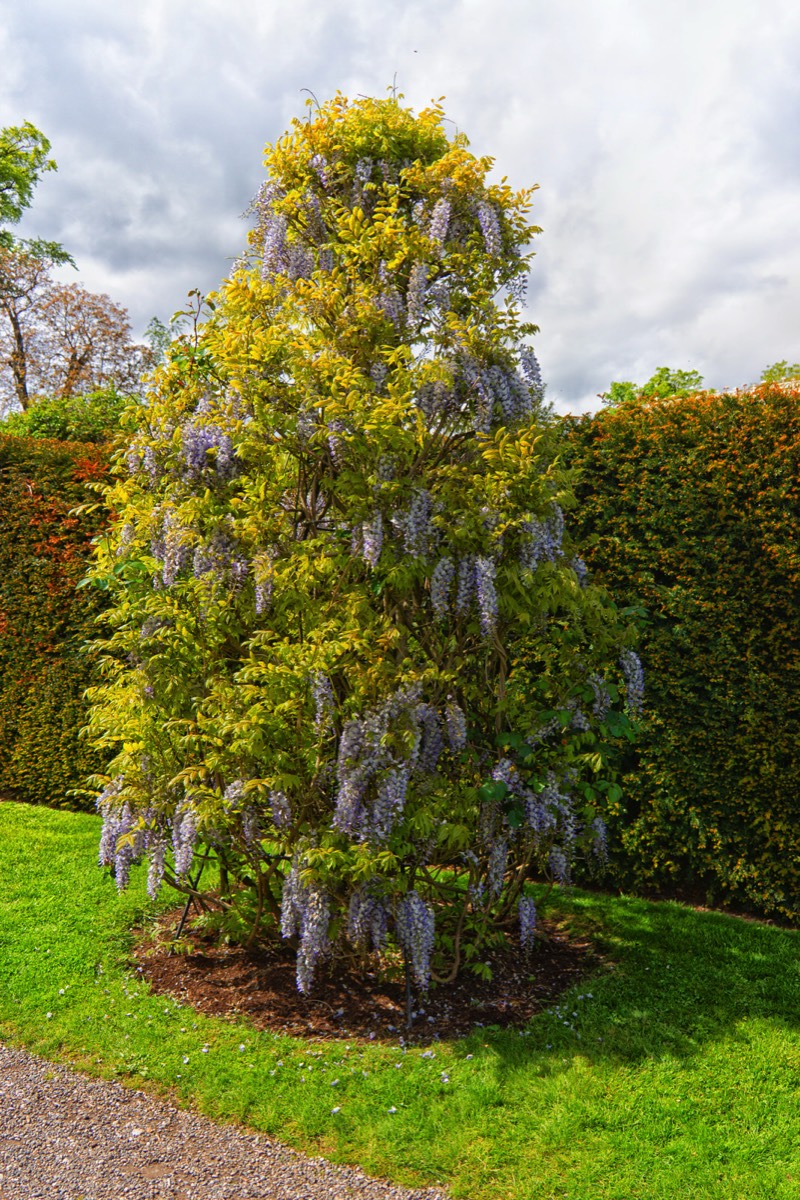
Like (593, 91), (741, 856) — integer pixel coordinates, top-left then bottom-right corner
(3, 801), (800, 1199)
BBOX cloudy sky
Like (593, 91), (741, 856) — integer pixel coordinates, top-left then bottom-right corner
(2, 0), (798, 412)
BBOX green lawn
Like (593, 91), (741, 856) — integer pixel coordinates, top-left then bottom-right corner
(2, 801), (800, 1199)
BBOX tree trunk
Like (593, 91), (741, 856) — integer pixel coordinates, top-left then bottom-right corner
(4, 301), (29, 410)
(59, 346), (92, 398)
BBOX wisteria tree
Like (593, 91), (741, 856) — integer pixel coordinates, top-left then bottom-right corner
(89, 94), (640, 999)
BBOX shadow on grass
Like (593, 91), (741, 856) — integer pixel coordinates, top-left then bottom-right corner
(455, 886), (800, 1079)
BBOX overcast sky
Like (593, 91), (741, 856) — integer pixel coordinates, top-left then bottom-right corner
(2, 0), (798, 413)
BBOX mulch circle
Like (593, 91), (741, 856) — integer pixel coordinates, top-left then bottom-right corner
(132, 908), (605, 1044)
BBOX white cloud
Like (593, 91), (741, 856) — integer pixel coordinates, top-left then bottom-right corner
(2, 0), (799, 411)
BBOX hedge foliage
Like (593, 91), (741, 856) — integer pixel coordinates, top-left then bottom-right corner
(0, 433), (108, 808)
(566, 383), (800, 917)
(1, 387), (127, 444)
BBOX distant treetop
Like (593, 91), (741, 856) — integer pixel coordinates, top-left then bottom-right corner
(599, 366), (705, 407)
(0, 120), (70, 264)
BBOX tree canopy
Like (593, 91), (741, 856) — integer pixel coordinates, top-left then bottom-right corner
(760, 360), (800, 384)
(599, 366), (705, 407)
(0, 120), (70, 263)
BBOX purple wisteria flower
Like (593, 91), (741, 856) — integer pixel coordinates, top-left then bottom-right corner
(270, 790), (292, 831)
(406, 261), (428, 329)
(373, 766), (411, 843)
(415, 703), (443, 774)
(416, 379), (457, 427)
(348, 885), (389, 952)
(506, 268), (529, 305)
(591, 816), (608, 863)
(223, 781), (245, 810)
(172, 805), (197, 878)
(181, 422), (237, 482)
(518, 346), (544, 400)
(524, 788), (558, 837)
(568, 699), (591, 733)
(312, 672), (335, 735)
(445, 699), (467, 752)
(147, 836), (166, 900)
(492, 757), (519, 792)
(520, 505), (565, 570)
(333, 683), (427, 842)
(427, 277), (451, 317)
(303, 191), (327, 243)
(354, 157), (373, 186)
(371, 364), (390, 396)
(430, 556), (455, 618)
(475, 556), (498, 638)
(548, 845), (570, 885)
(310, 154), (329, 187)
(456, 556), (476, 613)
(361, 513), (384, 568)
(142, 446), (158, 485)
(296, 887), (331, 993)
(487, 837), (508, 900)
(620, 649), (645, 717)
(428, 198), (451, 248)
(326, 419), (347, 466)
(97, 779), (124, 864)
(253, 550), (274, 615)
(261, 210), (288, 276)
(377, 287), (405, 328)
(280, 860), (331, 993)
(395, 891), (435, 990)
(400, 490), (433, 558)
(286, 242), (315, 280)
(482, 365), (531, 426)
(477, 200), (502, 257)
(334, 719), (368, 835)
(118, 521), (135, 551)
(241, 806), (262, 848)
(570, 557), (589, 587)
(519, 896), (537, 951)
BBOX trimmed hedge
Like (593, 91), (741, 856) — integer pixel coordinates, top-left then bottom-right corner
(0, 433), (109, 808)
(566, 383), (800, 917)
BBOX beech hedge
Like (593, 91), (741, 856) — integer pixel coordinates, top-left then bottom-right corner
(565, 383), (800, 917)
(0, 433), (108, 808)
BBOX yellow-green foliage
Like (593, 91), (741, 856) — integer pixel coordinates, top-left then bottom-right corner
(566, 383), (800, 917)
(0, 433), (109, 808)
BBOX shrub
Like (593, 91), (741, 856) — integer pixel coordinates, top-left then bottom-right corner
(2, 386), (128, 443)
(566, 383), (800, 918)
(0, 433), (109, 807)
(88, 95), (636, 994)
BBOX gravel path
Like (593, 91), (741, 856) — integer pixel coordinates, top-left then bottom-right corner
(0, 1045), (451, 1200)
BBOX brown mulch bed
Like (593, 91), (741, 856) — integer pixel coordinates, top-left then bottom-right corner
(132, 909), (604, 1044)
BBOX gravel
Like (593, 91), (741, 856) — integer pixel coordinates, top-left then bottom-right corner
(0, 1044), (450, 1200)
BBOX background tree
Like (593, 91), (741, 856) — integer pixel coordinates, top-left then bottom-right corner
(600, 366), (705, 406)
(760, 360), (800, 384)
(0, 247), (49, 410)
(89, 94), (637, 1000)
(0, 120), (70, 262)
(0, 248), (150, 412)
